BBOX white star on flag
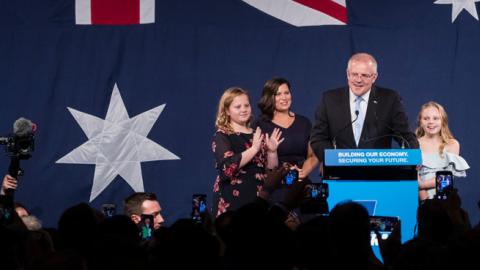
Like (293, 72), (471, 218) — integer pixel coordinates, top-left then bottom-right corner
(435, 0), (480, 22)
(56, 83), (180, 202)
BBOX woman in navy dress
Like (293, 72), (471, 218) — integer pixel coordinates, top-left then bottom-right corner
(212, 87), (284, 217)
(254, 77), (318, 179)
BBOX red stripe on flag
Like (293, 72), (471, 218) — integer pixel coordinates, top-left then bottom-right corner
(91, 0), (140, 25)
(294, 0), (347, 24)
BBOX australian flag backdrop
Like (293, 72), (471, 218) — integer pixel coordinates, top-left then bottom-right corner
(1, 0), (479, 227)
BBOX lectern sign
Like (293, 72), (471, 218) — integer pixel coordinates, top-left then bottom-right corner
(325, 149), (422, 166)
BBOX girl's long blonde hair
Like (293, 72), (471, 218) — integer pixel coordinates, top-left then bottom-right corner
(416, 101), (455, 154)
(215, 87), (251, 134)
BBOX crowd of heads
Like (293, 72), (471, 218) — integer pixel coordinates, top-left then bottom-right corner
(2, 187), (478, 270)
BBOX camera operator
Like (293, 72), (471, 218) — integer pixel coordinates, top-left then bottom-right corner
(1, 174), (36, 224)
(1, 117), (35, 224)
(1, 174), (30, 232)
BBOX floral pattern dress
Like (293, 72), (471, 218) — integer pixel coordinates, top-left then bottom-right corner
(212, 129), (268, 217)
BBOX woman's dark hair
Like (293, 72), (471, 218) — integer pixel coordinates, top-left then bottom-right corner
(257, 77), (291, 120)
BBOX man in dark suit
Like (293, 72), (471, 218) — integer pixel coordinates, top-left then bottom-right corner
(310, 53), (418, 163)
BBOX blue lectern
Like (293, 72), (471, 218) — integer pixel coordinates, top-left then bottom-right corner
(323, 149), (422, 260)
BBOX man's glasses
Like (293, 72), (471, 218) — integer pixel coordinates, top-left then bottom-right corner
(348, 72), (376, 80)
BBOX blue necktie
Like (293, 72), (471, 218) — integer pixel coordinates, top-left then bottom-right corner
(354, 96), (365, 146)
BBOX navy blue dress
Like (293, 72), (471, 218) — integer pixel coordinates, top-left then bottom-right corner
(253, 115), (312, 167)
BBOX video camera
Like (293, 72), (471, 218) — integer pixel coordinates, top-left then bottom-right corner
(0, 117), (35, 159)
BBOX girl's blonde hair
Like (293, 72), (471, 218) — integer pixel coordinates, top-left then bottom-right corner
(416, 101), (455, 154)
(215, 87), (251, 133)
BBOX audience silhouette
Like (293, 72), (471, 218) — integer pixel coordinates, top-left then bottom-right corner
(1, 173), (479, 270)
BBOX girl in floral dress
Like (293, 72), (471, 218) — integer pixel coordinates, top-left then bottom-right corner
(212, 87), (283, 217)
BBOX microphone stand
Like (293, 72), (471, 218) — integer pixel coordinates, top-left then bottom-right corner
(332, 110), (359, 149)
(361, 134), (410, 149)
(372, 102), (410, 149)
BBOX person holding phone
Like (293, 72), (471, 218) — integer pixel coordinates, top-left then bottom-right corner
(416, 101), (469, 200)
(254, 77), (318, 180)
(212, 87), (284, 217)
